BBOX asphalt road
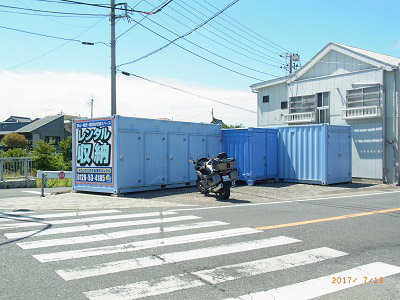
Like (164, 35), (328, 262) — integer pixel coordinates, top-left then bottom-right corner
(1, 191), (400, 300)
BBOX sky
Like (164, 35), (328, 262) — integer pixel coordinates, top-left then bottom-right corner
(1, 0), (400, 127)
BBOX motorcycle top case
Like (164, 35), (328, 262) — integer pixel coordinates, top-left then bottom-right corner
(212, 158), (236, 171)
(73, 115), (222, 194)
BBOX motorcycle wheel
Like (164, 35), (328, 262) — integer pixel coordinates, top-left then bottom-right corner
(196, 179), (209, 194)
(217, 184), (230, 200)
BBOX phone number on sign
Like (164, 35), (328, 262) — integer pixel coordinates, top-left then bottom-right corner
(76, 174), (110, 182)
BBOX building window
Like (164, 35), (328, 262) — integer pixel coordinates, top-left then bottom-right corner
(346, 86), (381, 108)
(286, 92), (330, 124)
(289, 94), (316, 114)
(317, 92), (330, 123)
(281, 101), (288, 109)
(263, 95), (269, 103)
(342, 85), (383, 119)
(45, 136), (61, 145)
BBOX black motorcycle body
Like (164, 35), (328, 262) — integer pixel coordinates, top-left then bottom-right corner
(190, 152), (239, 200)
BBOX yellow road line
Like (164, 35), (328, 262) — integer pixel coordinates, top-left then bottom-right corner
(256, 207), (400, 231)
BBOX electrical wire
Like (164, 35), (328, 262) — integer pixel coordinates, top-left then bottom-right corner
(0, 4), (108, 16)
(135, 16), (281, 76)
(202, 0), (290, 53)
(173, 0), (285, 64)
(55, 0), (174, 15)
(142, 0), (282, 69)
(189, 0), (282, 57)
(118, 16), (272, 81)
(119, 1), (237, 61)
(116, 0), (160, 39)
(0, 8), (103, 18)
(0, 24), (108, 45)
(17, 0), (92, 27)
(121, 71), (257, 114)
(0, 16), (107, 72)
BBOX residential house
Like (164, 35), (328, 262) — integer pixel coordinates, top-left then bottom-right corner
(250, 42), (400, 183)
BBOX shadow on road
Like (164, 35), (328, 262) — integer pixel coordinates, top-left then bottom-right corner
(0, 211), (52, 246)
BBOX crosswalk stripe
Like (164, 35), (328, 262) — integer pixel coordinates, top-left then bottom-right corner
(84, 274), (203, 300)
(17, 221), (229, 250)
(83, 247), (346, 300)
(5, 215), (201, 239)
(33, 227), (260, 262)
(194, 247), (348, 284)
(0, 210), (121, 222)
(56, 236), (301, 281)
(222, 262), (400, 300)
(0, 211), (177, 229)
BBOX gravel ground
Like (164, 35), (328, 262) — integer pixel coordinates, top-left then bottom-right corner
(116, 180), (400, 207)
(1, 180), (397, 210)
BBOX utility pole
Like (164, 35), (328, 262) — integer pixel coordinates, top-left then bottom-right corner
(110, 0), (117, 116)
(90, 98), (94, 118)
(280, 53), (301, 74)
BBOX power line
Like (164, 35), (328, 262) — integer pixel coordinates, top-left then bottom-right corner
(169, 2), (283, 64)
(116, 0), (160, 39)
(118, 16), (272, 81)
(0, 4), (108, 16)
(119, 1), (237, 62)
(190, 0), (283, 56)
(202, 0), (290, 53)
(17, 0), (94, 27)
(0, 24), (108, 45)
(141, 0), (282, 69)
(0, 16), (107, 72)
(121, 71), (257, 114)
(131, 16), (280, 76)
(54, 0), (174, 15)
(0, 8), (103, 18)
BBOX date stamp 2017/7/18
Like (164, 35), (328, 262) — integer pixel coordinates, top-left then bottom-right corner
(332, 276), (384, 284)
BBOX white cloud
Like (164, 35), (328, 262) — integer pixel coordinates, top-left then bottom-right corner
(0, 71), (257, 127)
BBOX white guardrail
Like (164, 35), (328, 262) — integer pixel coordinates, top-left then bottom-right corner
(37, 170), (73, 197)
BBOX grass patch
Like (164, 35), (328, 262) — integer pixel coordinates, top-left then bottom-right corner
(36, 178), (72, 188)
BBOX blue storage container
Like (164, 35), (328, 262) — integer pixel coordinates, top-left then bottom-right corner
(222, 128), (278, 185)
(72, 115), (221, 194)
(278, 124), (352, 185)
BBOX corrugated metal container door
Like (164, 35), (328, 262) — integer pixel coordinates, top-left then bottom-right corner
(327, 128), (352, 183)
(222, 128), (278, 185)
(278, 125), (351, 184)
(118, 131), (143, 188)
(266, 130), (278, 178)
(168, 133), (187, 184)
(145, 132), (166, 186)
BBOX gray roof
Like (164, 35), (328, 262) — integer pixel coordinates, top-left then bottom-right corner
(4, 116), (32, 123)
(336, 43), (400, 67)
(16, 115), (63, 133)
(251, 42), (400, 91)
(0, 122), (30, 132)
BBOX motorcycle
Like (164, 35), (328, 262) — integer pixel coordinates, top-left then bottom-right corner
(190, 152), (239, 200)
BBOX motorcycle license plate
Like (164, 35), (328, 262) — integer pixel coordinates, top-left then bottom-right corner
(222, 175), (230, 182)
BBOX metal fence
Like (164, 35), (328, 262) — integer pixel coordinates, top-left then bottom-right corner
(0, 157), (33, 181)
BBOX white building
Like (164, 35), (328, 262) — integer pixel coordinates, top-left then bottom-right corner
(250, 42), (400, 183)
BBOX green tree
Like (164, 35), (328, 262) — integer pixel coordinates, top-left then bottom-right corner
(59, 137), (72, 162)
(4, 148), (29, 158)
(1, 133), (28, 148)
(32, 140), (57, 171)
